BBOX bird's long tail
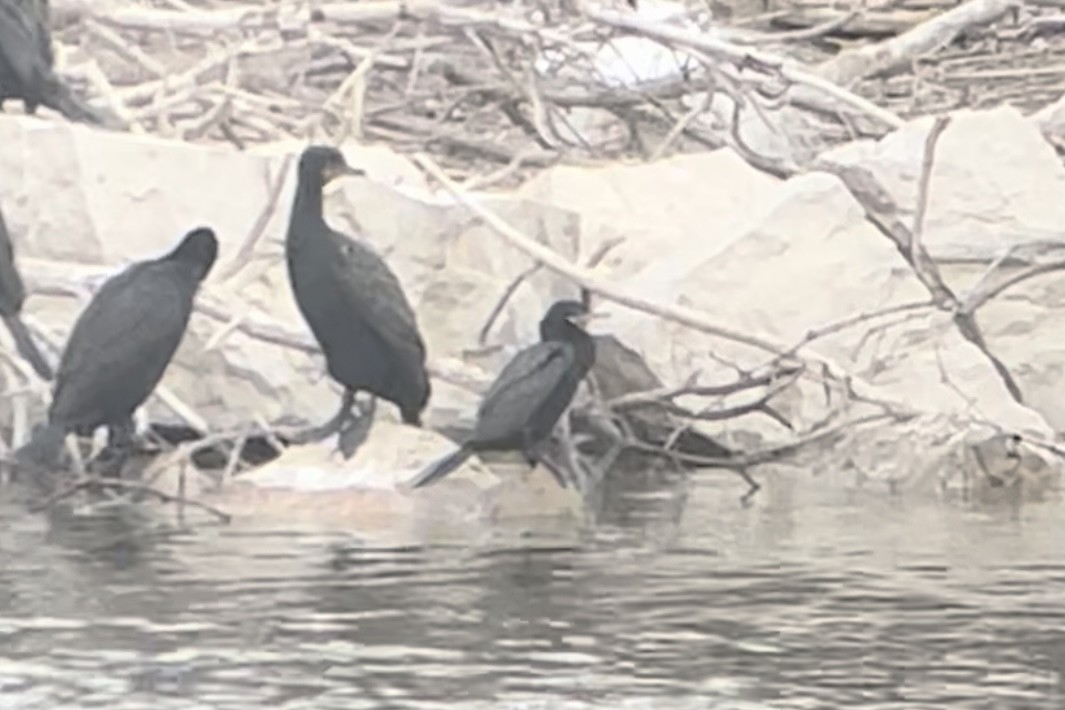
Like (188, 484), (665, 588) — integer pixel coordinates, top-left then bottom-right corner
(408, 444), (474, 488)
(2, 314), (53, 380)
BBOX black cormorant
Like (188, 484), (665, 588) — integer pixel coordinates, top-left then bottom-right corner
(16, 227), (218, 473)
(286, 144), (430, 457)
(409, 299), (596, 489)
(0, 0), (101, 123)
(0, 202), (52, 379)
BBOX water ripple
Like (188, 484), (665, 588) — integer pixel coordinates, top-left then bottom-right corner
(1, 478), (1065, 708)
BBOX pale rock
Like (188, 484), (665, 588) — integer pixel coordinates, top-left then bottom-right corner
(1029, 91), (1065, 147)
(595, 168), (1046, 435)
(819, 105), (1065, 434)
(244, 420), (498, 492)
(518, 108), (1065, 493)
(964, 266), (1065, 432)
(518, 149), (780, 276)
(822, 105), (1065, 261)
(202, 421), (583, 539)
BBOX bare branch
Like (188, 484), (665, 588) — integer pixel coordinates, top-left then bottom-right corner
(27, 475), (232, 523)
(910, 115), (952, 289)
(585, 6), (905, 129)
(817, 130), (1026, 404)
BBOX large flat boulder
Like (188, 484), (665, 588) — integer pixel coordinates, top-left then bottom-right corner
(824, 106), (1065, 261)
(516, 107), (1065, 491)
(519, 149), (781, 277)
(199, 421), (582, 537)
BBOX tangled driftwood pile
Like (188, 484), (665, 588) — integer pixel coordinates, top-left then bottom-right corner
(48, 0), (1064, 184)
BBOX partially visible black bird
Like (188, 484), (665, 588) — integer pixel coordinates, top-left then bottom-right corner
(409, 299), (596, 489)
(285, 144), (430, 457)
(0, 202), (52, 379)
(0, 0), (101, 123)
(585, 333), (735, 461)
(16, 227), (218, 474)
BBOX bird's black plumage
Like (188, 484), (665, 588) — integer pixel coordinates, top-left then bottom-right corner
(286, 144), (430, 456)
(16, 227), (218, 471)
(0, 201), (52, 379)
(410, 299), (596, 489)
(0, 0), (101, 123)
(586, 334), (734, 461)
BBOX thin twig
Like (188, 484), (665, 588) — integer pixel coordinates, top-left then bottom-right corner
(607, 365), (801, 410)
(218, 154), (294, 282)
(818, 155), (1025, 403)
(650, 92), (712, 162)
(28, 476), (232, 523)
(415, 153), (788, 355)
(961, 259), (1065, 314)
(585, 7), (905, 129)
(910, 115), (952, 289)
(478, 263), (543, 346)
(778, 299), (936, 359)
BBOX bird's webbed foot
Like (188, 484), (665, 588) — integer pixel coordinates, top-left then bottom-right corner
(335, 395), (377, 460)
(94, 419), (135, 479)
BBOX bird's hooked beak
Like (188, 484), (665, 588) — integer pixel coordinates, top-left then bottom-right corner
(323, 160), (366, 184)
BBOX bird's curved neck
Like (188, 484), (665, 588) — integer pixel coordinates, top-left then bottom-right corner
(290, 171), (326, 235)
(541, 318), (594, 364)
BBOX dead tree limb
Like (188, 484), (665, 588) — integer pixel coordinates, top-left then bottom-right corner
(28, 475), (232, 523)
(585, 6), (905, 129)
(818, 0), (1021, 86)
(816, 119), (1025, 404)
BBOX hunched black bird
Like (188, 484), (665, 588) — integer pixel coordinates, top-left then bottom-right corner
(16, 227), (218, 474)
(285, 144), (431, 458)
(0, 201), (53, 379)
(0, 0), (101, 123)
(409, 299), (596, 489)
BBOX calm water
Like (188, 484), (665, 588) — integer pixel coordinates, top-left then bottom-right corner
(1, 469), (1064, 710)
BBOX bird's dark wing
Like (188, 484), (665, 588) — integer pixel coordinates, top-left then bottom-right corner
(51, 263), (192, 422)
(32, 0), (52, 68)
(0, 0), (44, 86)
(474, 342), (574, 442)
(328, 231), (426, 362)
(0, 209), (25, 316)
(0, 0), (99, 123)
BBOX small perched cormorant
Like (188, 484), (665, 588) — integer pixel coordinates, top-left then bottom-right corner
(409, 299), (596, 489)
(0, 0), (101, 123)
(0, 202), (52, 379)
(286, 144), (430, 457)
(16, 227), (218, 473)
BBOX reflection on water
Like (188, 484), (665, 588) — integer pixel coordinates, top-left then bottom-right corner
(2, 469), (1065, 709)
